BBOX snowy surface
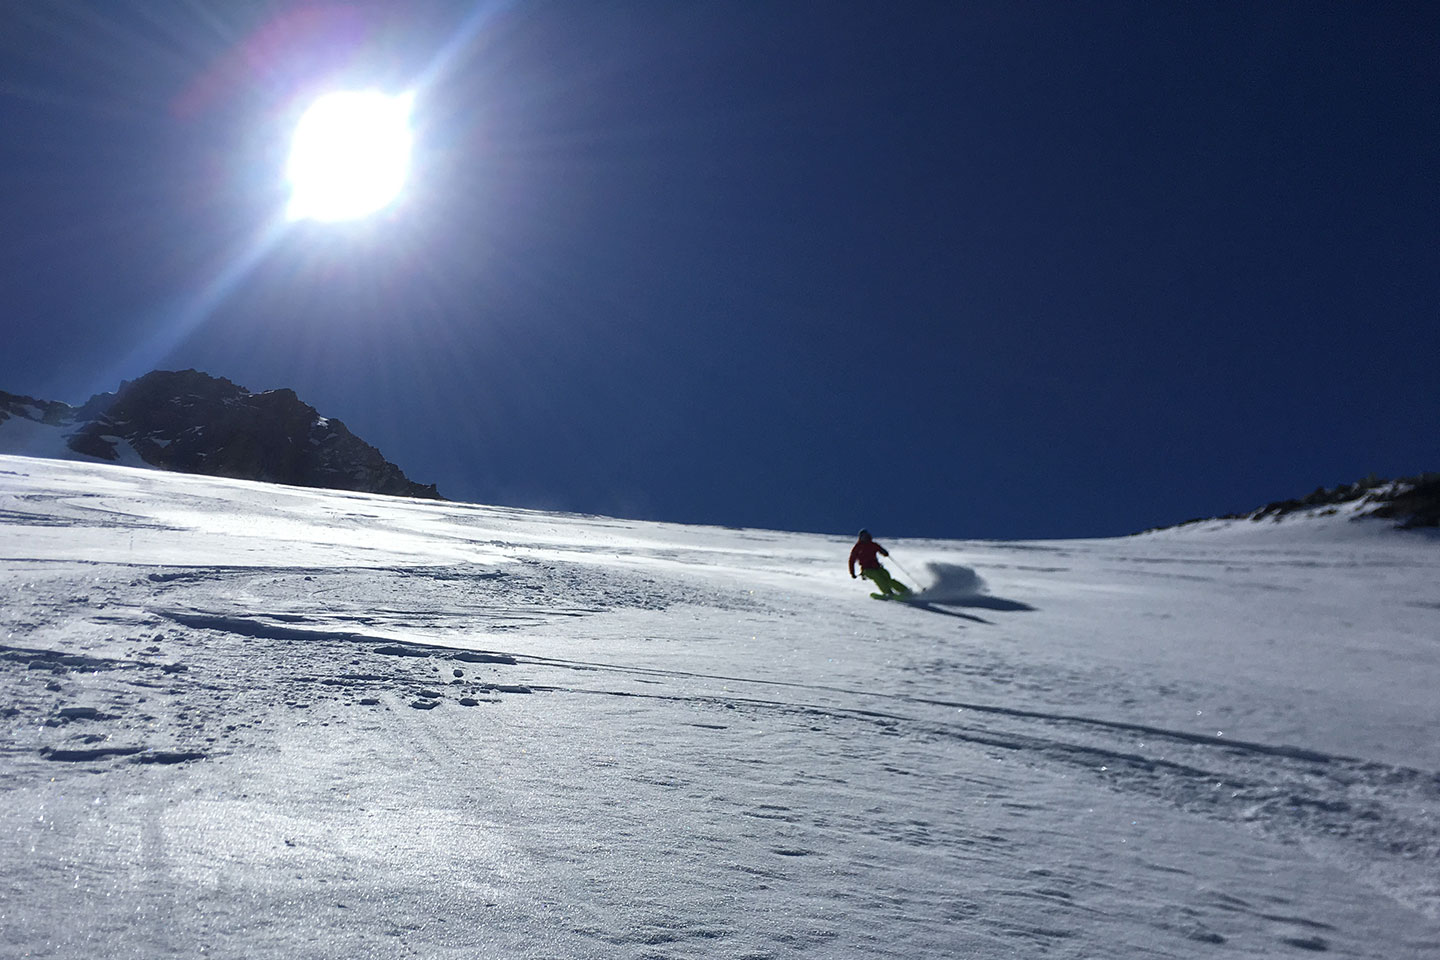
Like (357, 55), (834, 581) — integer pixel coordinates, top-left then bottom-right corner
(1, 454), (1437, 959)
(0, 414), (151, 469)
(0, 415), (84, 464)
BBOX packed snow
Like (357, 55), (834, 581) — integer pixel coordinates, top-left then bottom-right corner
(1, 454), (1436, 959)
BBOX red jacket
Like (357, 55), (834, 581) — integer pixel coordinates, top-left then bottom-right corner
(849, 540), (888, 576)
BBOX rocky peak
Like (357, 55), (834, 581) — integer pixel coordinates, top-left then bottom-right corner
(1, 370), (441, 500)
(1151, 473), (1439, 533)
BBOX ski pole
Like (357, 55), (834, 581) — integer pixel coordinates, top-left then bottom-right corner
(889, 553), (920, 587)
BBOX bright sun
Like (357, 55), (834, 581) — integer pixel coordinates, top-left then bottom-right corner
(286, 90), (414, 222)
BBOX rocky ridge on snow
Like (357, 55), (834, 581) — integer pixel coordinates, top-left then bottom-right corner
(0, 370), (440, 499)
(1156, 473), (1439, 533)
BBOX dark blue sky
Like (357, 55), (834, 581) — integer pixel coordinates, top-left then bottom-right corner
(2, 1), (1436, 539)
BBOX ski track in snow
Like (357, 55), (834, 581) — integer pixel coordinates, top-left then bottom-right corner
(1, 455), (1438, 959)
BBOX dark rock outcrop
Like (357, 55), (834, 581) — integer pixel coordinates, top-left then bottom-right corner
(0, 370), (441, 499)
(1236, 474), (1438, 529)
(1154, 473), (1439, 533)
(1361, 476), (1440, 529)
(0, 392), (73, 426)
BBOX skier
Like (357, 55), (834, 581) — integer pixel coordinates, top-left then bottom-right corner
(849, 529), (911, 599)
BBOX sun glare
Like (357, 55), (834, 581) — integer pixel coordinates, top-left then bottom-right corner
(286, 90), (414, 222)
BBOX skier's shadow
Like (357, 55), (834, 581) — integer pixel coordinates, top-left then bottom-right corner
(902, 563), (1038, 622)
(934, 595), (1036, 612)
(901, 592), (1038, 623)
(903, 601), (992, 623)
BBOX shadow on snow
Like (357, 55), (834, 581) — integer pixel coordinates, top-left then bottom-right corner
(904, 562), (1037, 617)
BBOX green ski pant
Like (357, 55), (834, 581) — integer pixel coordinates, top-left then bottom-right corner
(861, 566), (910, 596)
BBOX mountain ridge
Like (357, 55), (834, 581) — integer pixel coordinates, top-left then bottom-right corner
(0, 369), (440, 500)
(1150, 473), (1439, 533)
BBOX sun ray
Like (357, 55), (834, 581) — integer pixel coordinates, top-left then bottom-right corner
(84, 2), (510, 393)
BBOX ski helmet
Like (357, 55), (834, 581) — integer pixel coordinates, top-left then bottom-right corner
(857, 529), (871, 541)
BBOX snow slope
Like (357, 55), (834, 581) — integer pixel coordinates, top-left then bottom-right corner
(1, 454), (1437, 959)
(0, 413), (152, 469)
